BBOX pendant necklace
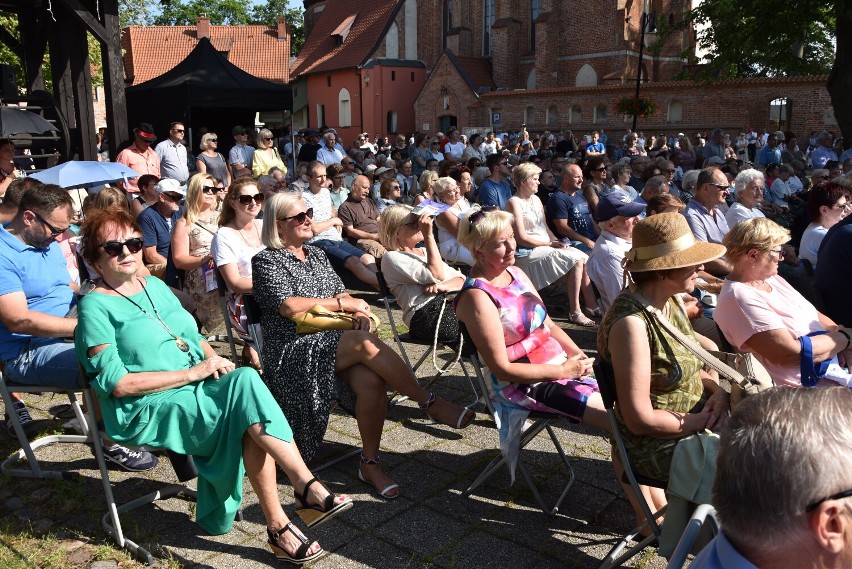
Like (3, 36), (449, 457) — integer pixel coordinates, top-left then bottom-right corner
(104, 278), (192, 354)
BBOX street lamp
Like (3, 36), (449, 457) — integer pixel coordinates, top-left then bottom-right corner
(632, 10), (657, 132)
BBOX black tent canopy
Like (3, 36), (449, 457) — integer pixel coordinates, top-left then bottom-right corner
(126, 37), (292, 149)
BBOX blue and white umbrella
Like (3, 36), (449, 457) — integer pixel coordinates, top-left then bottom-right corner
(30, 161), (141, 189)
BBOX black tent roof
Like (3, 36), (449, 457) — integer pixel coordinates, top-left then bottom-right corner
(126, 37), (291, 109)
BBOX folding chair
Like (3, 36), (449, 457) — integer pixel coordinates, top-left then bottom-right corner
(78, 365), (216, 566)
(376, 271), (477, 406)
(213, 266), (242, 363)
(665, 504), (720, 569)
(241, 293), (361, 472)
(0, 366), (90, 480)
(458, 324), (575, 515)
(593, 359), (667, 569)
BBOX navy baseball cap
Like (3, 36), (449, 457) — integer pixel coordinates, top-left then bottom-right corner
(596, 192), (646, 222)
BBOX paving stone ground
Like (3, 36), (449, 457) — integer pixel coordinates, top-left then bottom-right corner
(0, 290), (672, 568)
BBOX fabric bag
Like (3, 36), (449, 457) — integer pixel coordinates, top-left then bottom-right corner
(799, 331), (852, 388)
(291, 303), (380, 334)
(632, 292), (774, 405)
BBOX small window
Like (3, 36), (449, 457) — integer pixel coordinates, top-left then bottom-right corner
(568, 105), (581, 124)
(392, 71), (396, 81)
(668, 100), (684, 123)
(575, 64), (598, 87)
(483, 0), (495, 56)
(327, 76), (332, 87)
(387, 110), (398, 134)
(546, 106), (557, 125)
(524, 106), (535, 125)
(594, 104), (607, 123)
(770, 97), (788, 129)
(338, 88), (352, 127)
(411, 72), (415, 82)
(316, 104), (325, 127)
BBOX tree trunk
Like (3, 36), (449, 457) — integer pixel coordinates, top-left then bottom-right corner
(827, 0), (852, 149)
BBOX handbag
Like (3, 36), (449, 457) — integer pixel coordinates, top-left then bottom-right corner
(291, 303), (380, 334)
(631, 292), (774, 405)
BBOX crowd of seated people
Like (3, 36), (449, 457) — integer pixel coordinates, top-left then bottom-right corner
(7, 123), (852, 565)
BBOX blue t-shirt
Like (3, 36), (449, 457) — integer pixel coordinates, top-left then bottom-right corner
(476, 178), (513, 210)
(587, 142), (605, 153)
(545, 190), (596, 241)
(756, 145), (781, 165)
(0, 225), (75, 361)
(138, 205), (181, 258)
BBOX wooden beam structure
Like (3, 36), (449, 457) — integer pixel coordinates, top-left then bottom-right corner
(0, 0), (126, 161)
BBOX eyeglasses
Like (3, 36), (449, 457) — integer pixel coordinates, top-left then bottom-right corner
(208, 138), (218, 143)
(708, 183), (729, 191)
(237, 193), (265, 205)
(594, 167), (608, 172)
(768, 248), (784, 259)
(172, 129), (185, 133)
(32, 211), (70, 236)
(834, 202), (851, 211)
(280, 208), (313, 224)
(100, 237), (144, 257)
(264, 138), (273, 142)
(201, 186), (218, 194)
(390, 185), (401, 189)
(467, 206), (499, 233)
(163, 192), (184, 203)
(805, 488), (852, 513)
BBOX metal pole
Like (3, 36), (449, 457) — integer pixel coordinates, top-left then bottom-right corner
(632, 12), (646, 133)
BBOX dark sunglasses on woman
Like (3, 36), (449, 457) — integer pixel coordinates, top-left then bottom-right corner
(280, 208), (314, 224)
(100, 238), (144, 257)
(467, 205), (499, 233)
(238, 193), (266, 205)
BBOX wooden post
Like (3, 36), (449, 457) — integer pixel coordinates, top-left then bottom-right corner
(68, 18), (96, 161)
(99, 0), (128, 158)
(17, 1), (47, 93)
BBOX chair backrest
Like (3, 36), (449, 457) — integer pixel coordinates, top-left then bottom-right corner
(593, 357), (618, 411)
(665, 504), (721, 569)
(242, 293), (264, 354)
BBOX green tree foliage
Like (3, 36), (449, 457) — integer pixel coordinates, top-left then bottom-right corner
(687, 0), (835, 77)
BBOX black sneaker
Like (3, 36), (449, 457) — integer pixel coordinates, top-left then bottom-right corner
(102, 444), (159, 472)
(4, 400), (38, 438)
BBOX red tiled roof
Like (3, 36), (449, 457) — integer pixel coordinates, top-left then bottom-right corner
(122, 24), (290, 86)
(452, 55), (495, 93)
(290, 1), (402, 78)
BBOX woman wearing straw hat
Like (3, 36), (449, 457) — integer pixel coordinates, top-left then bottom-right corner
(597, 213), (731, 513)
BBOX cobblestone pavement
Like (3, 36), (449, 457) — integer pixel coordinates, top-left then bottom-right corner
(1, 291), (670, 568)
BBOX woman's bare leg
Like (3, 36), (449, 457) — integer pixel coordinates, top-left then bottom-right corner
(566, 264), (584, 314)
(337, 363), (398, 496)
(611, 449), (667, 531)
(335, 331), (471, 427)
(242, 431), (322, 557)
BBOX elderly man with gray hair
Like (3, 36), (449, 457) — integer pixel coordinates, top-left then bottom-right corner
(691, 387), (852, 569)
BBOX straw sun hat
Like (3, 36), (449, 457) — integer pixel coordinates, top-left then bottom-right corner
(624, 212), (726, 273)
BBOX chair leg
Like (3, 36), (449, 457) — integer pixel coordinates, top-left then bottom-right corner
(0, 385), (90, 480)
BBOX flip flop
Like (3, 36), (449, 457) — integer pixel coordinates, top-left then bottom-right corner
(294, 477), (354, 528)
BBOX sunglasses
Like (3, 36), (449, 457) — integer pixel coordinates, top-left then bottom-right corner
(201, 186), (218, 194)
(208, 138), (218, 143)
(100, 237), (144, 257)
(264, 138), (273, 142)
(163, 192), (184, 203)
(806, 487), (852, 513)
(172, 128), (185, 133)
(280, 208), (314, 224)
(594, 167), (608, 172)
(237, 193), (265, 205)
(33, 211), (70, 237)
(708, 183), (729, 191)
(467, 206), (499, 233)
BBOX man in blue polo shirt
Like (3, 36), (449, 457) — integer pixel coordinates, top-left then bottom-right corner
(137, 178), (184, 278)
(476, 153), (513, 209)
(0, 186), (157, 470)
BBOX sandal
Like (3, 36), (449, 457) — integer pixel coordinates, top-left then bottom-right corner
(583, 306), (603, 319)
(569, 312), (597, 328)
(358, 454), (400, 499)
(294, 477), (354, 528)
(419, 392), (474, 429)
(267, 523), (325, 564)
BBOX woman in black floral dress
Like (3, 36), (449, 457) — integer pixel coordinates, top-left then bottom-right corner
(252, 193), (473, 500)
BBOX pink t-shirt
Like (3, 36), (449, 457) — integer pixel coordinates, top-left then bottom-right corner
(714, 275), (822, 387)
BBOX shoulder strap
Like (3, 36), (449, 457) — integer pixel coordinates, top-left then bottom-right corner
(629, 290), (750, 390)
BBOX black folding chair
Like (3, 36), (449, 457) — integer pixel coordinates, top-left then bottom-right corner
(459, 324), (575, 515)
(594, 358), (667, 569)
(376, 271), (477, 406)
(213, 266), (242, 363)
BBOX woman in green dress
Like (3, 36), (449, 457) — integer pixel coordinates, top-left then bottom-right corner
(598, 212), (730, 522)
(74, 206), (352, 565)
